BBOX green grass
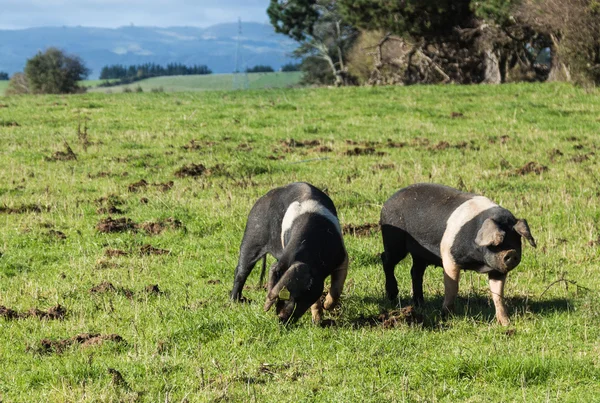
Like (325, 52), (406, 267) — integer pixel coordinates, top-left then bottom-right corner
(87, 72), (303, 94)
(0, 81), (8, 95)
(1, 83), (599, 402)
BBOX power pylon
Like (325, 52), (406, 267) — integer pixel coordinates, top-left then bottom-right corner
(233, 18), (249, 90)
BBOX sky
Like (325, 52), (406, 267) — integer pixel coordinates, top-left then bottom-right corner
(0, 0), (271, 30)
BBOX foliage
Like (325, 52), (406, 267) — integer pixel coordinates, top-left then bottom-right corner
(23, 47), (89, 94)
(246, 65), (275, 73)
(5, 72), (30, 95)
(99, 63), (212, 80)
(1, 83), (599, 401)
(0, 71), (9, 80)
(268, 0), (358, 85)
(281, 62), (302, 72)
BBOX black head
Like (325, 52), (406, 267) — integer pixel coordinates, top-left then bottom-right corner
(475, 217), (536, 273)
(263, 262), (324, 324)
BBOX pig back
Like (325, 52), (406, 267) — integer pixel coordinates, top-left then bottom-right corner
(381, 183), (474, 255)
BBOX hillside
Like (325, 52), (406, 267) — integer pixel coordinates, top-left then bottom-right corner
(0, 23), (298, 79)
(88, 72), (303, 93)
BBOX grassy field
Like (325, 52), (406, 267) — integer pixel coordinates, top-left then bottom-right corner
(87, 72), (303, 94)
(0, 83), (599, 402)
(0, 81), (8, 95)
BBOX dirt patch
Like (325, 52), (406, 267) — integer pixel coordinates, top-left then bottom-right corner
(345, 147), (386, 157)
(0, 120), (20, 127)
(267, 155), (285, 160)
(549, 148), (563, 161)
(281, 138), (321, 148)
(430, 141), (450, 150)
(105, 248), (128, 257)
(207, 279), (221, 285)
(1, 304), (66, 320)
(386, 140), (406, 148)
(342, 223), (379, 237)
(175, 163), (207, 178)
(514, 161), (548, 176)
(34, 333), (124, 354)
(140, 244), (170, 256)
(140, 217), (183, 235)
(140, 197), (149, 204)
(182, 139), (215, 150)
(128, 179), (148, 192)
(351, 306), (423, 328)
(373, 163), (396, 170)
(450, 112), (464, 118)
(90, 281), (134, 299)
(571, 152), (595, 163)
(97, 205), (124, 214)
(154, 181), (174, 192)
(0, 203), (49, 214)
(45, 141), (77, 162)
(237, 143), (253, 152)
(95, 194), (124, 207)
(47, 230), (67, 240)
(96, 217), (138, 233)
(95, 259), (120, 270)
(315, 146), (333, 153)
(145, 284), (161, 294)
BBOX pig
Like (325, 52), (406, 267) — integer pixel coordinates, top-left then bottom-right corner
(230, 182), (348, 324)
(380, 183), (536, 325)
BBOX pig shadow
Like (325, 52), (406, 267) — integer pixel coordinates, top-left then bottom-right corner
(347, 293), (572, 329)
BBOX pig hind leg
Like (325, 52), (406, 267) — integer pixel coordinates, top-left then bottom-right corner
(381, 224), (409, 300)
(410, 256), (427, 306)
(231, 242), (268, 301)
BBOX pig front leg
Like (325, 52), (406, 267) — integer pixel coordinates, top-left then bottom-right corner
(324, 255), (348, 310)
(311, 298), (323, 324)
(442, 262), (461, 314)
(488, 273), (509, 326)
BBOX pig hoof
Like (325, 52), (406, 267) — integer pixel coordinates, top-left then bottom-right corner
(386, 289), (399, 301)
(323, 295), (336, 310)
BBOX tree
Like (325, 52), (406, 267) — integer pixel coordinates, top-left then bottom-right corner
(0, 72), (9, 80)
(24, 48), (90, 94)
(5, 73), (30, 95)
(281, 63), (301, 72)
(268, 0), (358, 85)
(339, 0), (551, 84)
(246, 65), (275, 73)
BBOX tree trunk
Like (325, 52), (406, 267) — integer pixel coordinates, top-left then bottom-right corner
(482, 49), (502, 84)
(548, 34), (571, 82)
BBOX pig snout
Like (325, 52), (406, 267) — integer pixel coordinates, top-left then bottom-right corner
(498, 249), (520, 272)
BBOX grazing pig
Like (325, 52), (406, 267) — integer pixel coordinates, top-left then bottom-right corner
(231, 182), (348, 324)
(380, 183), (536, 325)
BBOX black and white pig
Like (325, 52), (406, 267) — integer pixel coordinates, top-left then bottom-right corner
(380, 183), (536, 325)
(230, 182), (348, 324)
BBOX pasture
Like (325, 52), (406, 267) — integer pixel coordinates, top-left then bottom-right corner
(87, 72), (303, 94)
(0, 83), (599, 402)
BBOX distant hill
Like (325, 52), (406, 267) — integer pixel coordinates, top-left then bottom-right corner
(0, 23), (298, 79)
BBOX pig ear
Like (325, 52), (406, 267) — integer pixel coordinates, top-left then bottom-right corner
(263, 263), (311, 312)
(514, 219), (537, 248)
(475, 218), (505, 247)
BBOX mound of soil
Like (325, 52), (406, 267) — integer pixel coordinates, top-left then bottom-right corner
(1, 304), (66, 320)
(105, 249), (128, 257)
(96, 217), (137, 233)
(515, 161), (548, 176)
(175, 163), (207, 178)
(140, 217), (183, 235)
(342, 223), (379, 237)
(45, 141), (77, 161)
(35, 333), (124, 354)
(128, 179), (148, 192)
(46, 230), (67, 240)
(140, 244), (170, 256)
(345, 147), (386, 157)
(351, 306), (423, 329)
(155, 181), (174, 192)
(145, 284), (161, 294)
(281, 138), (321, 148)
(0, 203), (48, 214)
(90, 281), (134, 299)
